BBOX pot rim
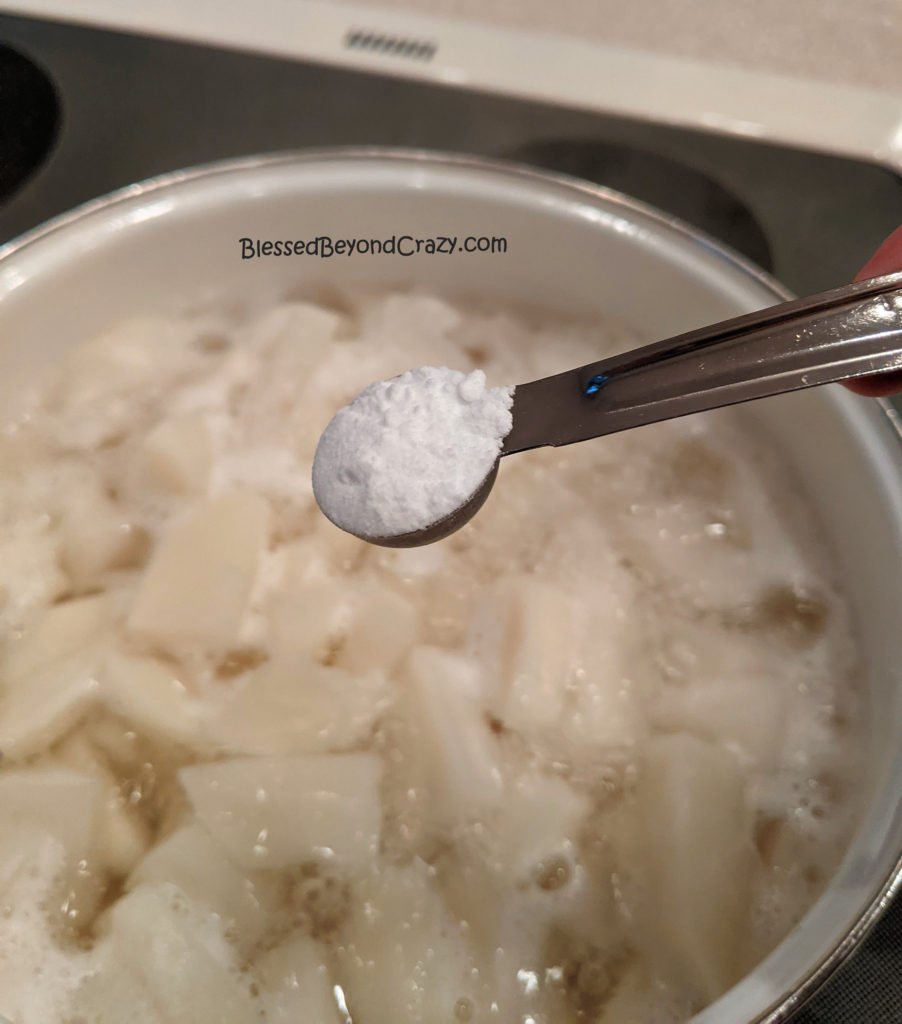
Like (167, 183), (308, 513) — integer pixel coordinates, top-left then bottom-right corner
(0, 145), (899, 1024)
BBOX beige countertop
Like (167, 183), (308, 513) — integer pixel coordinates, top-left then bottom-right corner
(5, 0), (902, 167)
(340, 0), (902, 94)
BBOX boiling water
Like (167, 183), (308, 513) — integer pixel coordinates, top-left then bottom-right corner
(0, 290), (861, 1024)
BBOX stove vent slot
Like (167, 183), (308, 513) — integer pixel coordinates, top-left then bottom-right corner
(344, 29), (437, 61)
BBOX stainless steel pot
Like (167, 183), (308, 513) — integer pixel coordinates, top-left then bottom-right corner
(1, 150), (900, 1024)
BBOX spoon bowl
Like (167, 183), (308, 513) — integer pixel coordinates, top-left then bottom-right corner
(363, 460), (500, 548)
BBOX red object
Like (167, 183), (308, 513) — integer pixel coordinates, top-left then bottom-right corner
(845, 225), (902, 397)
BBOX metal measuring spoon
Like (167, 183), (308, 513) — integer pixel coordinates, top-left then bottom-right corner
(344, 270), (902, 548)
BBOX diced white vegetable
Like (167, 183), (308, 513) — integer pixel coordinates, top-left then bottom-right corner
(445, 781), (607, 1016)
(179, 753), (381, 870)
(464, 857), (613, 1024)
(0, 593), (111, 758)
(128, 491), (269, 651)
(0, 517), (69, 631)
(652, 677), (789, 770)
(268, 578), (354, 662)
(58, 481), (148, 588)
(279, 536), (333, 586)
(254, 933), (342, 1023)
(562, 670), (647, 762)
(49, 316), (203, 445)
(3, 593), (110, 682)
(210, 656), (389, 756)
(0, 831), (112, 1024)
(70, 937), (166, 1024)
(235, 303), (342, 453)
(269, 575), (417, 680)
(51, 728), (109, 775)
(552, 575), (648, 760)
(0, 769), (103, 872)
(0, 658), (102, 760)
(245, 302), (341, 360)
(108, 883), (259, 1024)
(312, 515), (370, 573)
(130, 823), (275, 947)
(94, 785), (151, 876)
(479, 576), (582, 738)
(434, 768), (608, 1024)
(624, 734), (754, 1001)
(0, 424), (51, 479)
(657, 618), (776, 689)
(0, 828), (61, 898)
(143, 412), (213, 494)
(56, 316), (202, 406)
(493, 771), (590, 883)
(404, 645), (503, 825)
(337, 585), (418, 676)
(335, 860), (479, 1024)
(100, 648), (202, 745)
(375, 292), (463, 336)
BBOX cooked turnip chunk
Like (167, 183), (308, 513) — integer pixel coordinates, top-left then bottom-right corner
(59, 482), (147, 588)
(56, 316), (201, 405)
(0, 664), (101, 760)
(100, 649), (201, 744)
(108, 883), (258, 1024)
(268, 578), (354, 662)
(279, 536), (332, 586)
(0, 518), (69, 629)
(270, 577), (416, 679)
(0, 828), (61, 897)
(246, 302), (341, 361)
(211, 656), (389, 755)
(440, 774), (603, 1006)
(484, 577), (581, 737)
(555, 579), (647, 758)
(236, 303), (342, 450)
(652, 677), (788, 770)
(254, 934), (343, 1023)
(335, 860), (478, 1024)
(493, 771), (590, 882)
(130, 823), (274, 945)
(4, 593), (110, 682)
(70, 939), (165, 1024)
(627, 734), (754, 1000)
(94, 785), (150, 876)
(143, 412), (213, 494)
(405, 645), (503, 824)
(0, 770), (102, 870)
(179, 753), (381, 870)
(48, 316), (204, 449)
(128, 492), (269, 651)
(337, 585), (419, 676)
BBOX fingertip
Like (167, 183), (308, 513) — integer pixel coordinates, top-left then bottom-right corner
(842, 369), (902, 398)
(854, 225), (902, 282)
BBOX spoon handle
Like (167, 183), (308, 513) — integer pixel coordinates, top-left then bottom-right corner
(502, 271), (902, 454)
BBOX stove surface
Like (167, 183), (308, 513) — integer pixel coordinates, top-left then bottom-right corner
(0, 14), (900, 1024)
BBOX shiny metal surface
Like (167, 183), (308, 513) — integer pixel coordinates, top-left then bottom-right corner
(377, 270), (902, 547)
(505, 271), (902, 453)
(0, 149), (900, 1024)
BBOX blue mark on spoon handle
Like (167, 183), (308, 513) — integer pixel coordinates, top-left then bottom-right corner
(584, 374), (609, 396)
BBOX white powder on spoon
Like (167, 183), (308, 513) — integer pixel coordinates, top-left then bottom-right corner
(312, 366), (514, 539)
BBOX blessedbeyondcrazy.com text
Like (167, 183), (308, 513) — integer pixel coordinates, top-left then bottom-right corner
(239, 234), (508, 259)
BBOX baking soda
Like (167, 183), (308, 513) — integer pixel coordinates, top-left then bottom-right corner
(311, 367), (514, 538)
